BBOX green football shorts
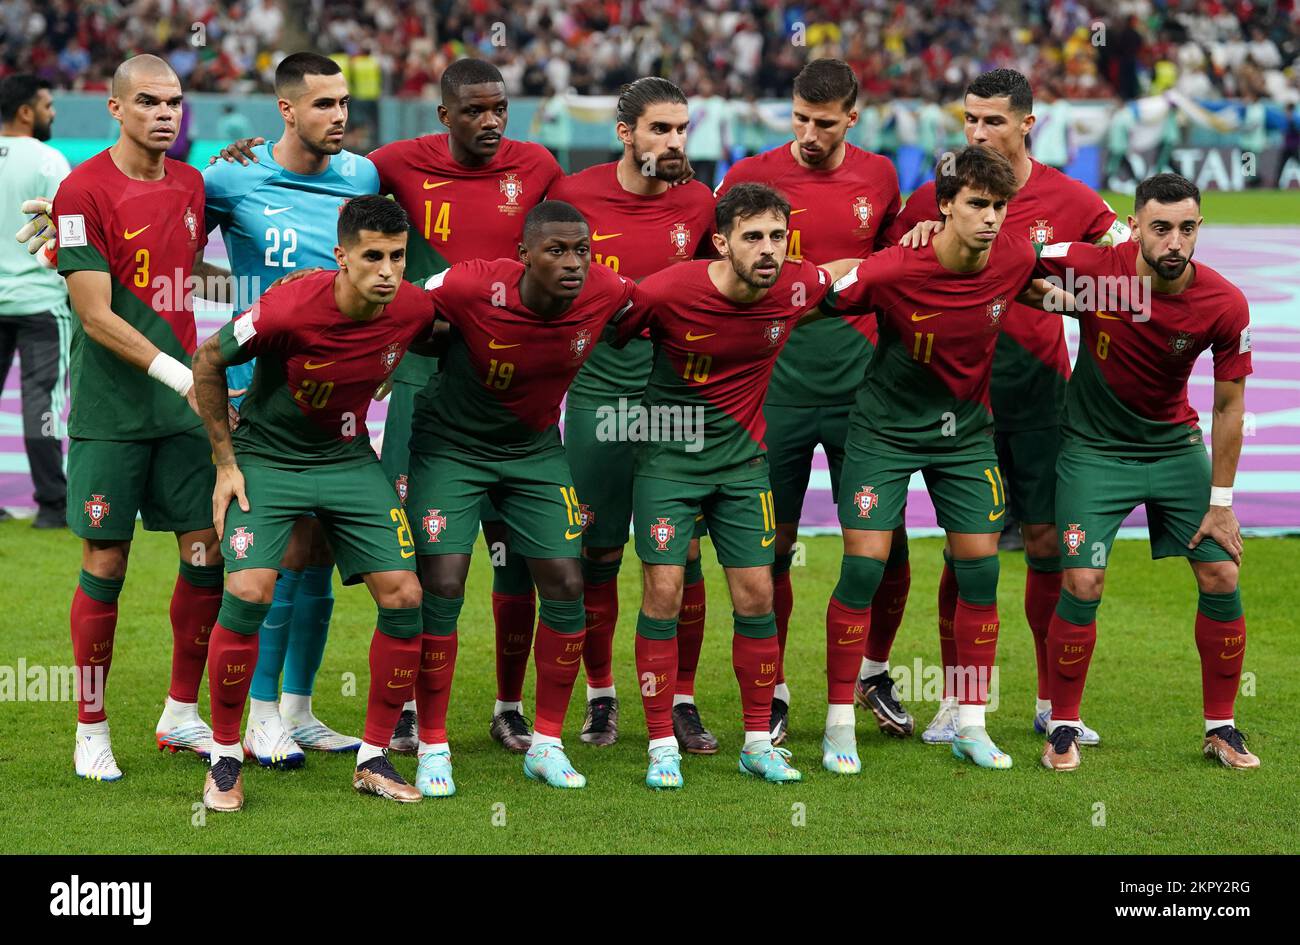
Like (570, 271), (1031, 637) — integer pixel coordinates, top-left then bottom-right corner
(994, 425), (1061, 525)
(564, 404), (635, 549)
(633, 472), (775, 568)
(764, 402), (850, 524)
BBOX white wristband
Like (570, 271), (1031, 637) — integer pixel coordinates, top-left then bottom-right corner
(147, 352), (194, 398)
(1209, 486), (1233, 508)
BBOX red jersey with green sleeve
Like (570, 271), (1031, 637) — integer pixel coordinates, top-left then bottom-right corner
(1033, 240), (1252, 456)
(53, 149), (205, 439)
(369, 134), (564, 387)
(626, 258), (833, 483)
(716, 142), (900, 406)
(553, 163), (717, 409)
(216, 270), (434, 468)
(888, 161), (1116, 431)
(410, 258), (636, 457)
(823, 231), (1038, 455)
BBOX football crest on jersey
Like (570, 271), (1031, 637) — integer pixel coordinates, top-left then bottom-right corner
(422, 509), (447, 543)
(1167, 330), (1196, 358)
(1063, 523), (1086, 556)
(853, 197), (873, 229)
(987, 296), (1008, 327)
(228, 526), (255, 560)
(853, 485), (878, 518)
(670, 223), (692, 256)
(394, 474), (409, 504)
(650, 517), (676, 551)
(1030, 219), (1054, 244)
(570, 328), (592, 359)
(578, 504), (595, 532)
(380, 342), (402, 373)
(764, 319), (786, 346)
(84, 494), (110, 527)
(183, 207), (198, 241)
(498, 173), (523, 213)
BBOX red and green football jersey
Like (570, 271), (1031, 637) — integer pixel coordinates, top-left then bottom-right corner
(217, 270), (434, 467)
(554, 163), (717, 409)
(1033, 240), (1252, 456)
(369, 134), (564, 387)
(54, 149), (206, 439)
(410, 258), (636, 457)
(888, 160), (1116, 431)
(824, 231), (1039, 455)
(717, 142), (900, 406)
(623, 258), (833, 483)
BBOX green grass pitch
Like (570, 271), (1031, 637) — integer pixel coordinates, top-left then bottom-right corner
(1, 522), (1294, 854)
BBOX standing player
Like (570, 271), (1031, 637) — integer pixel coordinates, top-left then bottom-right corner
(1034, 174), (1257, 770)
(888, 69), (1127, 744)
(203, 52), (377, 764)
(405, 201), (637, 794)
(367, 59), (564, 752)
(716, 58), (911, 745)
(52, 56), (224, 779)
(190, 196), (434, 810)
(819, 147), (1043, 773)
(551, 77), (717, 749)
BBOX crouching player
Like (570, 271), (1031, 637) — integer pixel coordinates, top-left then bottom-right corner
(190, 196), (438, 809)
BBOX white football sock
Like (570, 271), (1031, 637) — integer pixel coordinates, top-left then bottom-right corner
(1035, 698), (1053, 716)
(587, 685), (616, 701)
(76, 720), (109, 739)
(356, 742), (385, 765)
(531, 732), (562, 749)
(494, 700), (522, 716)
(418, 741), (450, 756)
(162, 696), (199, 721)
(672, 693), (695, 706)
(863, 659), (889, 679)
(279, 693), (312, 720)
(401, 699), (417, 712)
(1206, 717), (1234, 733)
(957, 704), (985, 730)
(743, 730), (771, 750)
(826, 703), (855, 729)
(210, 741), (242, 764)
(773, 683), (790, 703)
(249, 697), (280, 723)
(1047, 717), (1081, 735)
(648, 736), (677, 752)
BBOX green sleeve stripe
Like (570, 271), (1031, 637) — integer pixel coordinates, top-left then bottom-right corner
(217, 320), (250, 365)
(57, 243), (109, 275)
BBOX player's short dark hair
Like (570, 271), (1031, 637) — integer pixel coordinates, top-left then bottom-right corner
(966, 68), (1033, 115)
(523, 200), (588, 243)
(616, 77), (688, 129)
(440, 58), (505, 102)
(1135, 173), (1201, 212)
(338, 195), (409, 246)
(934, 145), (1019, 207)
(0, 74), (51, 122)
(715, 182), (791, 237)
(275, 52), (343, 97)
(792, 58), (859, 112)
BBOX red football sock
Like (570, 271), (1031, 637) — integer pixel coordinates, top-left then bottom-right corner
(415, 632), (458, 744)
(168, 573), (220, 703)
(364, 630), (420, 747)
(866, 560), (910, 663)
(636, 632), (678, 741)
(493, 591), (535, 702)
(827, 597), (869, 704)
(732, 632), (779, 733)
(581, 578), (618, 689)
(938, 560), (959, 699)
(1195, 612), (1246, 722)
(71, 587), (117, 724)
(773, 569), (793, 686)
(1025, 568), (1063, 701)
(952, 599), (999, 706)
(532, 622), (586, 738)
(207, 625), (258, 745)
(676, 579), (706, 696)
(1046, 612), (1096, 721)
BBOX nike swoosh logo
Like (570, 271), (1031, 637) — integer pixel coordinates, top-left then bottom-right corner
(386, 680), (412, 689)
(488, 340), (520, 350)
(591, 231), (621, 242)
(422, 179), (452, 190)
(790, 208), (807, 215)
(835, 636), (863, 645)
(989, 509), (1006, 522)
(1058, 655), (1087, 665)
(89, 655), (110, 664)
(565, 528), (584, 540)
(754, 676), (776, 687)
(422, 662), (448, 673)
(685, 331), (716, 341)
(1219, 648), (1244, 660)
(887, 605), (905, 615)
(263, 206), (293, 216)
(557, 656), (582, 665)
(221, 677), (246, 686)
(193, 636), (209, 646)
(400, 549), (415, 559)
(123, 226), (149, 240)
(911, 311), (942, 322)
(1096, 312), (1122, 320)
(973, 637), (998, 645)
(304, 361), (336, 370)
(761, 534), (776, 547)
(502, 647), (529, 656)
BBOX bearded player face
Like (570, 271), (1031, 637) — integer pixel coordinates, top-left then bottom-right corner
(336, 231), (407, 304)
(520, 222), (591, 302)
(1131, 197), (1202, 282)
(622, 102), (690, 182)
(716, 210), (789, 289)
(791, 96), (857, 168)
(282, 71), (349, 157)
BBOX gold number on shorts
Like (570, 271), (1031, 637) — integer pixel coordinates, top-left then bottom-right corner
(1096, 330), (1111, 360)
(424, 200), (451, 242)
(558, 485), (580, 526)
(682, 352), (711, 382)
(788, 229), (802, 261)
(486, 358), (514, 389)
(391, 507), (415, 557)
(983, 466), (1006, 507)
(595, 253), (620, 272)
(133, 248), (150, 287)
(912, 331), (935, 363)
(294, 378), (334, 409)
(759, 489), (776, 531)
